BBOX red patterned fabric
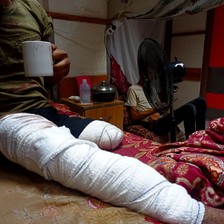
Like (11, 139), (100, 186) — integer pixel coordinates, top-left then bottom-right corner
(110, 56), (131, 95)
(50, 101), (80, 117)
(115, 118), (224, 208)
(51, 102), (224, 215)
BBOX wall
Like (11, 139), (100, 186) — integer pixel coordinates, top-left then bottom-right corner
(44, 0), (107, 18)
(53, 20), (106, 76)
(170, 12), (207, 109)
(38, 1), (221, 121)
(37, 0), (208, 110)
(38, 0), (108, 77)
(107, 0), (208, 110)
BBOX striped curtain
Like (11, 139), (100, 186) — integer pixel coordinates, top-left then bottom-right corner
(206, 5), (224, 120)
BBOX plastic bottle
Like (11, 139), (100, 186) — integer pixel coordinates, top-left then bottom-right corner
(80, 79), (91, 103)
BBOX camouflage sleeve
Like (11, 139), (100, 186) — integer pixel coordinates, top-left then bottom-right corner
(21, 0), (53, 40)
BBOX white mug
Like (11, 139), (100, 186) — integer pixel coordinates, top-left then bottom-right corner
(22, 41), (53, 77)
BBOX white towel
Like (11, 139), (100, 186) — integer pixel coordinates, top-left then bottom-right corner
(0, 113), (204, 224)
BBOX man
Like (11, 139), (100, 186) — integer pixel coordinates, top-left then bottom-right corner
(0, 0), (223, 223)
(0, 0), (124, 150)
(0, 0), (95, 138)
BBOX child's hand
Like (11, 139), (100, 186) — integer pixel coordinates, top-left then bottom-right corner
(146, 112), (160, 122)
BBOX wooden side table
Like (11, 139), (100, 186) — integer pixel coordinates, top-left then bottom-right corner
(60, 98), (124, 130)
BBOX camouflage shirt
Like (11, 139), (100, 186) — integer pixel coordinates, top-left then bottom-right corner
(0, 0), (53, 115)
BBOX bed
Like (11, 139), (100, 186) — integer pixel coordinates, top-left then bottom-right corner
(1, 102), (224, 224)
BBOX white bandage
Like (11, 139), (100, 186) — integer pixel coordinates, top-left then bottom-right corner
(78, 120), (123, 150)
(0, 113), (204, 224)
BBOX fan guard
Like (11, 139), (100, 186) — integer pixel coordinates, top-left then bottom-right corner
(137, 38), (185, 141)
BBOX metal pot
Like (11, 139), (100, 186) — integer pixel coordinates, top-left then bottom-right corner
(92, 80), (116, 102)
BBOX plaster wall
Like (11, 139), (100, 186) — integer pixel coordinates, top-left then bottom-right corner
(38, 0), (108, 77)
(171, 12), (207, 109)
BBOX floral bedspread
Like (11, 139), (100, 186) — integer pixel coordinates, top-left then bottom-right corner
(53, 101), (224, 207)
(116, 118), (224, 208)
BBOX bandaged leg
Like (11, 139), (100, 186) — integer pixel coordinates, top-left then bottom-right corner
(0, 113), (204, 224)
(78, 120), (123, 150)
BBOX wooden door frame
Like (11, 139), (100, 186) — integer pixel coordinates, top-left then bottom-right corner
(164, 11), (214, 89)
(200, 9), (215, 97)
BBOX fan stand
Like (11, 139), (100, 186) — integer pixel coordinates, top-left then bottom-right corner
(170, 86), (176, 142)
(170, 59), (185, 143)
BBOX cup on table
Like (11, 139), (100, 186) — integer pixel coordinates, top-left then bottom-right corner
(22, 40), (53, 77)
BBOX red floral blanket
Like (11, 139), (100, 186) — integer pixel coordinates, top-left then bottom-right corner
(52, 101), (224, 208)
(116, 118), (224, 208)
(50, 102), (224, 224)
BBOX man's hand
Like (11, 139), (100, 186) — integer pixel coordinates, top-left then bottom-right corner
(45, 44), (70, 86)
(52, 44), (70, 79)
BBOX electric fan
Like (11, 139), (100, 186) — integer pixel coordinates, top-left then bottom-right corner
(137, 38), (185, 142)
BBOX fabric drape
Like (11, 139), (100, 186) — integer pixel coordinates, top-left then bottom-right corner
(110, 0), (224, 20)
(107, 19), (166, 87)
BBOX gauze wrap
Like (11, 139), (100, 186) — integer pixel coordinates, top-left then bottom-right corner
(79, 120), (123, 150)
(0, 113), (205, 224)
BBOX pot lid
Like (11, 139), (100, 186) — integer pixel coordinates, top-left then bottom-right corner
(92, 80), (116, 93)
